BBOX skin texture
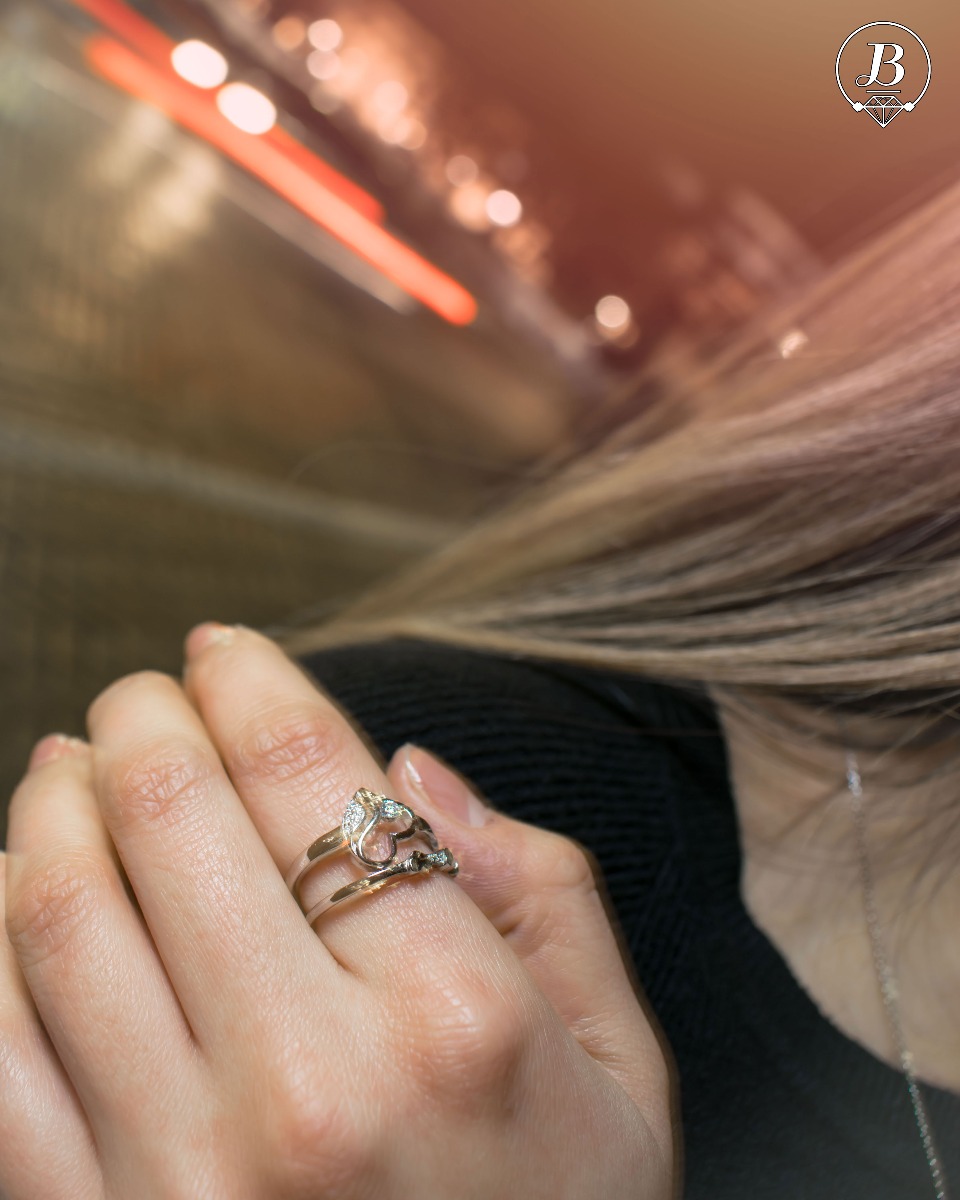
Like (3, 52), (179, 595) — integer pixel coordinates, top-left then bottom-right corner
(0, 624), (676, 1200)
(711, 692), (960, 1094)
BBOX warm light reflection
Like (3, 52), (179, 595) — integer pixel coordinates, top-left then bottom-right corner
(495, 221), (547, 266)
(307, 50), (340, 81)
(445, 155), (478, 187)
(170, 40), (228, 89)
(308, 18), (343, 52)
(778, 329), (808, 358)
(272, 15), (306, 51)
(372, 79), (408, 115)
(595, 294), (631, 331)
(216, 82), (277, 134)
(594, 295), (637, 344)
(448, 183), (490, 231)
(77, 16), (380, 218)
(486, 189), (522, 227)
(376, 113), (424, 147)
(85, 36), (477, 325)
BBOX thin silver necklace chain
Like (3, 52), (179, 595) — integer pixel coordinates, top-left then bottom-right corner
(845, 750), (950, 1199)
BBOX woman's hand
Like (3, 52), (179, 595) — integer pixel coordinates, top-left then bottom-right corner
(1, 624), (677, 1199)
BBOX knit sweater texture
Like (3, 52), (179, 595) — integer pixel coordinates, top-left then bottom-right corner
(298, 637), (960, 1198)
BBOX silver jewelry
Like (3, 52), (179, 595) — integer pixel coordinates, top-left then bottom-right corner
(285, 787), (459, 925)
(845, 750), (950, 1199)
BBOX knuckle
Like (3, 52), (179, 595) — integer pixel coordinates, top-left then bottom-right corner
(267, 1082), (375, 1196)
(230, 705), (356, 794)
(499, 835), (602, 954)
(6, 854), (112, 970)
(103, 738), (220, 833)
(528, 830), (598, 896)
(402, 974), (530, 1113)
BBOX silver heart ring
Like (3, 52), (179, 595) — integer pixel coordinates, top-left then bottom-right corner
(284, 788), (459, 926)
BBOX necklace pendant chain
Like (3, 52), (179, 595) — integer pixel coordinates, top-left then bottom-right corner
(845, 751), (950, 1200)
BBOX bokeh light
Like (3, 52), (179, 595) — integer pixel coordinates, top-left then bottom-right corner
(308, 19), (343, 52)
(170, 40), (228, 89)
(445, 155), (478, 187)
(595, 294), (631, 331)
(778, 328), (808, 358)
(307, 50), (341, 81)
(271, 16), (306, 52)
(486, 189), (522, 227)
(377, 114), (426, 148)
(216, 82), (277, 134)
(448, 183), (491, 231)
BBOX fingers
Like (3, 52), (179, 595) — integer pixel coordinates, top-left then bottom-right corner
(387, 745), (676, 1141)
(83, 671), (322, 1053)
(181, 625), (523, 995)
(0, 848), (103, 1200)
(2, 739), (194, 1191)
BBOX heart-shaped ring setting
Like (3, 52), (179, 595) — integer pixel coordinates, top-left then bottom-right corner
(341, 787), (441, 869)
(284, 788), (459, 924)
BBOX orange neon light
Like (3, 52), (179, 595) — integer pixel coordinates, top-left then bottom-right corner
(69, 0), (383, 223)
(71, 0), (173, 66)
(84, 37), (477, 325)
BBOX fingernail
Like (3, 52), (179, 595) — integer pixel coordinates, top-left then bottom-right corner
(184, 622), (236, 660)
(400, 744), (491, 828)
(27, 734), (87, 773)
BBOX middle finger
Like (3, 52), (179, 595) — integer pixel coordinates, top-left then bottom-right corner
(180, 625), (510, 991)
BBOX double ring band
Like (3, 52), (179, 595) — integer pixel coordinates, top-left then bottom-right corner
(285, 788), (459, 925)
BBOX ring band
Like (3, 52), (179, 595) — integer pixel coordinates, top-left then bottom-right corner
(285, 788), (459, 925)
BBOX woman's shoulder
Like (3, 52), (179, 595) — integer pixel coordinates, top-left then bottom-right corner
(293, 636), (727, 836)
(296, 634), (715, 740)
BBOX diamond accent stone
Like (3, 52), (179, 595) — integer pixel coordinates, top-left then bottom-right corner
(381, 798), (402, 819)
(342, 799), (366, 833)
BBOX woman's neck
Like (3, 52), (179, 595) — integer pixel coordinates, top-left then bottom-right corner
(709, 690), (960, 1094)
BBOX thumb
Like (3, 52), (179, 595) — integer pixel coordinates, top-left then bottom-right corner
(386, 743), (676, 1122)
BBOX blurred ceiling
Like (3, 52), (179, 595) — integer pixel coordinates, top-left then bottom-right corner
(210, 0), (960, 378)
(399, 0), (960, 254)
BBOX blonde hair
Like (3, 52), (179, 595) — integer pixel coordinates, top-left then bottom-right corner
(273, 175), (960, 868)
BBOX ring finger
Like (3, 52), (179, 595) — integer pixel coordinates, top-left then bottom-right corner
(181, 625), (516, 991)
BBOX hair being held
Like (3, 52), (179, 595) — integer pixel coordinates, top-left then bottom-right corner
(275, 174), (960, 901)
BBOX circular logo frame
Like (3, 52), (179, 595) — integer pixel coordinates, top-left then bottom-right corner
(836, 21), (930, 125)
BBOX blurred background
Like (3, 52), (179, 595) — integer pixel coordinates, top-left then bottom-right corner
(2, 0), (959, 837)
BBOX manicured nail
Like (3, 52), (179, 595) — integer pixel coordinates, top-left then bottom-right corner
(400, 744), (491, 827)
(184, 622), (236, 660)
(27, 734), (87, 773)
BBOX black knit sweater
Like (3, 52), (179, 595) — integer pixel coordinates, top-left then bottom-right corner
(298, 638), (960, 1198)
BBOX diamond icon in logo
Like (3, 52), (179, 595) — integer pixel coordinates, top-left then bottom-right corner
(863, 93), (904, 126)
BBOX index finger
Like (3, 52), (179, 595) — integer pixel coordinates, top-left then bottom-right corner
(181, 626), (498, 988)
